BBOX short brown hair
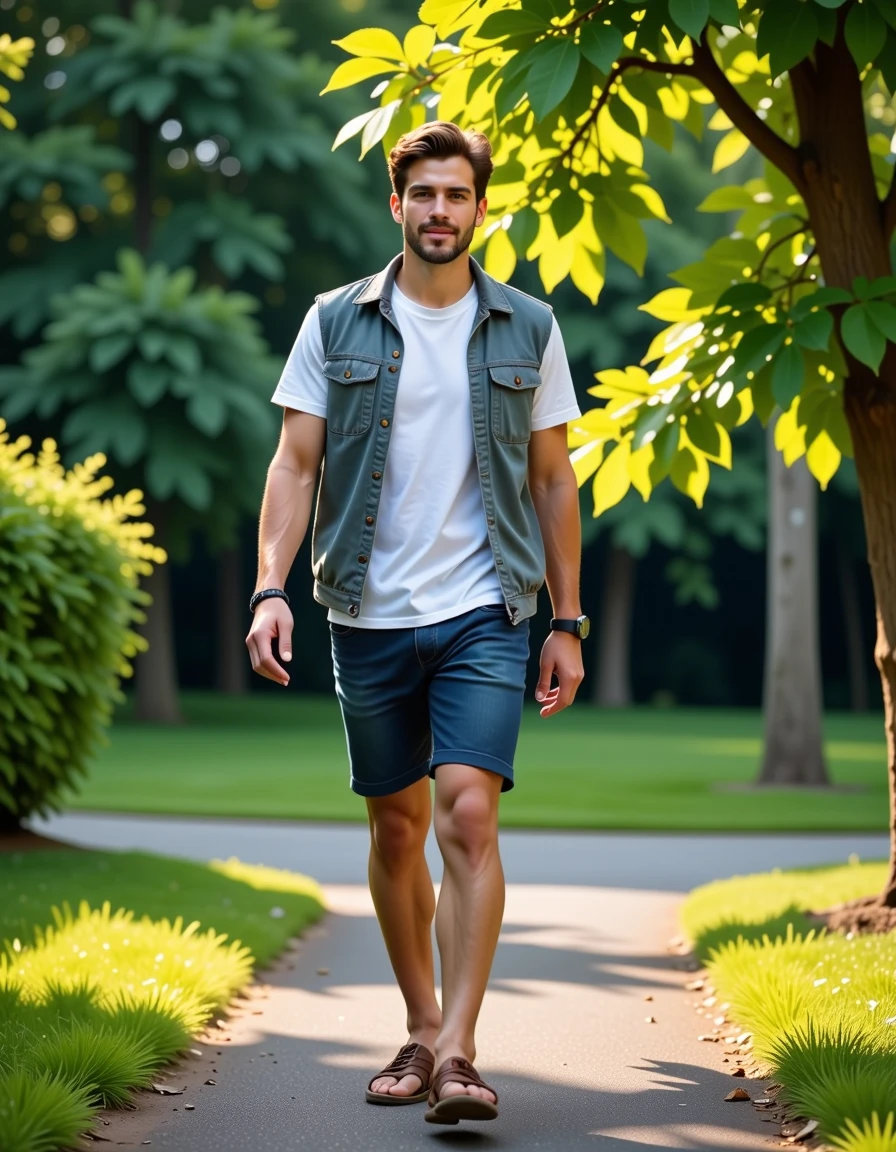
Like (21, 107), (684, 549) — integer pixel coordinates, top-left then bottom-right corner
(388, 121), (493, 203)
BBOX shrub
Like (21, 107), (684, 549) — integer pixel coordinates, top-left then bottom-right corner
(0, 421), (164, 827)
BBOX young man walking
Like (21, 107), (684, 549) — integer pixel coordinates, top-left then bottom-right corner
(246, 121), (588, 1125)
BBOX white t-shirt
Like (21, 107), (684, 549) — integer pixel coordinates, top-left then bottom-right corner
(271, 281), (580, 629)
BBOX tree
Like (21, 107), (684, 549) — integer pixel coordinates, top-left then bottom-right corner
(327, 0), (896, 918)
(0, 2), (391, 717)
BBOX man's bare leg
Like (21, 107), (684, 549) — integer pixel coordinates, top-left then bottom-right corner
(366, 776), (442, 1098)
(431, 764), (503, 1104)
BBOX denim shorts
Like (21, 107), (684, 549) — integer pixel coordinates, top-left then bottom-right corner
(329, 604), (530, 797)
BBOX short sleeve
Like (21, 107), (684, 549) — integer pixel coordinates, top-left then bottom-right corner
(531, 316), (581, 431)
(270, 303), (328, 418)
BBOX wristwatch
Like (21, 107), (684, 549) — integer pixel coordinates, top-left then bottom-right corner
(550, 615), (591, 640)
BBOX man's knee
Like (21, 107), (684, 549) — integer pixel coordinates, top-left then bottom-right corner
(435, 779), (499, 869)
(369, 799), (428, 872)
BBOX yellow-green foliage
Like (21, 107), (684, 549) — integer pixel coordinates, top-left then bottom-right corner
(0, 34), (33, 130)
(0, 420), (165, 825)
(681, 863), (896, 1152)
(0, 858), (323, 1151)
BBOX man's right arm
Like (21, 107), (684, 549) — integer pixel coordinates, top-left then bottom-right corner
(246, 408), (326, 686)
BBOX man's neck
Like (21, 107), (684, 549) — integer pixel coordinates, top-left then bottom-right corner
(394, 246), (474, 309)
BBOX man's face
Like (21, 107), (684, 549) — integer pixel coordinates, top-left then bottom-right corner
(391, 155), (487, 265)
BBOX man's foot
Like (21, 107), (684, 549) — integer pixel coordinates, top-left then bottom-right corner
(424, 1056), (499, 1124)
(366, 1034), (437, 1103)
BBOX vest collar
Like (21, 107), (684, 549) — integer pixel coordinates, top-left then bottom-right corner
(352, 252), (514, 314)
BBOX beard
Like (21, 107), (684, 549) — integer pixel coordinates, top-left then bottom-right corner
(405, 219), (476, 265)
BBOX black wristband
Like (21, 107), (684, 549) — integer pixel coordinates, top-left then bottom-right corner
(249, 588), (290, 614)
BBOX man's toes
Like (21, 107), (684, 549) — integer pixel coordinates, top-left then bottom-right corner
(372, 1076), (397, 1094)
(389, 1075), (422, 1097)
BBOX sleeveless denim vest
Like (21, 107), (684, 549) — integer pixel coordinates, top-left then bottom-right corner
(311, 254), (553, 625)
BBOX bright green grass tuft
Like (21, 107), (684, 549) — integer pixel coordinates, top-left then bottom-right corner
(681, 863), (896, 1152)
(67, 693), (889, 831)
(0, 849), (324, 1152)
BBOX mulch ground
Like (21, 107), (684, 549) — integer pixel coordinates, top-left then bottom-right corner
(0, 827), (85, 853)
(815, 894), (896, 935)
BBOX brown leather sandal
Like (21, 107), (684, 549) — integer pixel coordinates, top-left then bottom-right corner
(424, 1056), (499, 1124)
(365, 1042), (435, 1105)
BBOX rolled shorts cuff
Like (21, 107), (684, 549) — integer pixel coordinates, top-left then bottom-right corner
(350, 758), (432, 798)
(430, 749), (515, 792)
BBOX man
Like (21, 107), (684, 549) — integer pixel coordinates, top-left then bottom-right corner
(246, 121), (588, 1125)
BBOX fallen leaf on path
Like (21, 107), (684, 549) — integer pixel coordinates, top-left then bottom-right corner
(644, 995), (654, 1002)
(685, 978), (706, 991)
(731, 1068), (746, 1077)
(787, 1120), (819, 1142)
(725, 1088), (750, 1102)
(698, 1035), (720, 1042)
(645, 1016), (656, 1023)
(316, 968), (329, 976)
(184, 1105), (195, 1111)
(205, 1079), (216, 1086)
(151, 1084), (184, 1096)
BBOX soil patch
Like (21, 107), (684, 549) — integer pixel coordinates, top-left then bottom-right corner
(813, 894), (896, 935)
(0, 827), (83, 854)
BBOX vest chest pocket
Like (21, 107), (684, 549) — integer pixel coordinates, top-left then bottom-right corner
(323, 358), (380, 436)
(489, 364), (541, 445)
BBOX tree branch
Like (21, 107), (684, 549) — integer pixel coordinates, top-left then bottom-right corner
(563, 55), (697, 162)
(691, 32), (806, 197)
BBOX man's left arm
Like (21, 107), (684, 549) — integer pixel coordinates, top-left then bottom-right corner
(528, 423), (585, 717)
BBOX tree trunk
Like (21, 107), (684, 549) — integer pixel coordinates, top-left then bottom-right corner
(836, 537), (869, 713)
(844, 395), (896, 905)
(593, 544), (635, 707)
(758, 424), (829, 785)
(787, 26), (895, 901)
(217, 544), (249, 694)
(134, 505), (184, 724)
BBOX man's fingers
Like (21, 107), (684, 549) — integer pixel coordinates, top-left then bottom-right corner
(246, 630), (289, 686)
(535, 662), (555, 702)
(278, 621), (293, 663)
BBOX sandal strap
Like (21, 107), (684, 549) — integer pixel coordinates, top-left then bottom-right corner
(368, 1043), (434, 1091)
(430, 1057), (498, 1105)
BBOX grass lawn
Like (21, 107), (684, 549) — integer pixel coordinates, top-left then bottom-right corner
(681, 862), (895, 1152)
(0, 847), (324, 1152)
(65, 693), (890, 831)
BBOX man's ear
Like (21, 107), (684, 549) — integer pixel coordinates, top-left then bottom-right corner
(475, 197), (488, 226)
(390, 191), (403, 223)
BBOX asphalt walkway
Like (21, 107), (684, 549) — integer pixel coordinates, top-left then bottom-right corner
(32, 814), (886, 1151)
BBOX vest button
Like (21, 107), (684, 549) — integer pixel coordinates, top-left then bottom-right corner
(344, 370), (352, 379)
(366, 516), (374, 525)
(348, 603), (359, 617)
(388, 365), (397, 373)
(372, 471), (381, 480)
(380, 419), (389, 427)
(392, 350), (400, 359)
(358, 554), (368, 564)
(514, 376), (522, 385)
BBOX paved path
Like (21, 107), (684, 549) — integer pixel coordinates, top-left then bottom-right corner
(32, 815), (886, 1152)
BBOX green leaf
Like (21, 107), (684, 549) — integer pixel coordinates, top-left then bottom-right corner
(854, 273), (896, 299)
(708, 0), (741, 26)
(164, 334), (202, 377)
(716, 283), (772, 310)
(578, 22), (623, 72)
(508, 207), (540, 255)
(599, 200), (647, 275)
(552, 188), (585, 239)
(186, 393), (228, 437)
(793, 309), (833, 351)
(138, 329), (168, 361)
(750, 362), (776, 425)
(127, 362), (169, 407)
(872, 0), (896, 31)
(684, 409), (721, 456)
(756, 0), (819, 77)
(841, 303), (887, 371)
(89, 334), (132, 374)
(733, 322), (787, 376)
(864, 299), (896, 342)
(771, 342), (805, 408)
(477, 9), (549, 39)
(811, 286), (854, 308)
(526, 40), (581, 120)
(359, 100), (401, 159)
(845, 0), (887, 66)
(697, 186), (754, 213)
(669, 0), (710, 40)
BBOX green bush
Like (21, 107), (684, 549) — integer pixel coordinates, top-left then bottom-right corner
(0, 421), (163, 827)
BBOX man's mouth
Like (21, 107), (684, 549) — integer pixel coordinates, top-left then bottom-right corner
(423, 227), (456, 236)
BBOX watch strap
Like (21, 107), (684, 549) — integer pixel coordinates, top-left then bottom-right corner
(550, 618), (580, 635)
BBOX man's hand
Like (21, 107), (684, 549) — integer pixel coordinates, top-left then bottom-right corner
(246, 600), (294, 686)
(535, 631), (584, 717)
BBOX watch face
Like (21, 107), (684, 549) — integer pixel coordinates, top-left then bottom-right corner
(577, 615), (591, 640)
